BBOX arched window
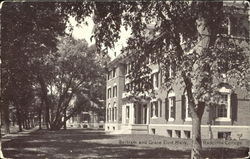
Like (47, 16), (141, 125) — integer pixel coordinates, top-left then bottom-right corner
(114, 103), (117, 121)
(107, 103), (110, 122)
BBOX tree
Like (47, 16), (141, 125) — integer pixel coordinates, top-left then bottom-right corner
(63, 1), (249, 158)
(1, 3), (68, 157)
(1, 2), (68, 131)
(37, 36), (106, 130)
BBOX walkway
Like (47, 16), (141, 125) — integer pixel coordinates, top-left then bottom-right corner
(2, 129), (249, 158)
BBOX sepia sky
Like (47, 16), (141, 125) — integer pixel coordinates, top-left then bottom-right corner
(67, 16), (131, 59)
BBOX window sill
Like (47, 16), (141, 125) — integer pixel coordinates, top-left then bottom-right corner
(215, 118), (231, 122)
(185, 118), (192, 121)
(151, 116), (158, 119)
(154, 87), (159, 91)
(168, 118), (175, 122)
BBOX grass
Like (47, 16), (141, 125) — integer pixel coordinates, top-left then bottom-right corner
(2, 128), (249, 159)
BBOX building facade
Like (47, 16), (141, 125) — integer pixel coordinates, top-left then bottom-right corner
(105, 3), (250, 140)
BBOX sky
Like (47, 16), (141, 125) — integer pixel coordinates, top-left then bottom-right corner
(67, 16), (131, 60)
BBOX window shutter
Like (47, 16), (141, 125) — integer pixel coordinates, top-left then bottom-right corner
(173, 96), (176, 119)
(181, 95), (186, 120)
(165, 98), (169, 121)
(230, 93), (238, 122)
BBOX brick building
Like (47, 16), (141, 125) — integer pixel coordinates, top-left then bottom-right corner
(105, 2), (250, 140)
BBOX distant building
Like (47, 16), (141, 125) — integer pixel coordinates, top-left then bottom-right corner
(105, 2), (250, 139)
(67, 101), (105, 129)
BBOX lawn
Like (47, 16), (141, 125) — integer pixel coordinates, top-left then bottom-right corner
(2, 128), (249, 159)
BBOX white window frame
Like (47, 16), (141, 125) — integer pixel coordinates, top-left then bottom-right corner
(215, 87), (231, 122)
(168, 91), (175, 121)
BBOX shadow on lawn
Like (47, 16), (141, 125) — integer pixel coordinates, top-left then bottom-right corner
(2, 129), (248, 159)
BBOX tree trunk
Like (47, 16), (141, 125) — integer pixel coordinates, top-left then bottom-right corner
(0, 134), (4, 159)
(3, 103), (10, 134)
(191, 116), (202, 159)
(37, 74), (50, 130)
(38, 110), (42, 130)
(0, 112), (5, 158)
(16, 109), (22, 132)
(38, 101), (43, 130)
(63, 109), (66, 130)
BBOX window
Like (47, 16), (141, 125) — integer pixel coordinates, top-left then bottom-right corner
(175, 130), (181, 138)
(107, 103), (110, 122)
(169, 97), (175, 119)
(217, 94), (228, 117)
(106, 108), (109, 123)
(112, 68), (116, 78)
(184, 131), (191, 139)
(152, 72), (159, 89)
(109, 108), (112, 121)
(112, 107), (114, 121)
(107, 88), (112, 99)
(166, 90), (176, 121)
(218, 132), (231, 140)
(114, 103), (117, 121)
(151, 101), (158, 118)
(152, 128), (156, 135)
(167, 130), (172, 137)
(115, 107), (117, 121)
(107, 71), (112, 80)
(126, 106), (130, 119)
(215, 86), (231, 122)
(113, 86), (117, 97)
